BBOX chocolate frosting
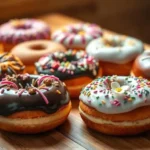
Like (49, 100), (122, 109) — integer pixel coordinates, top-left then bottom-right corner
(0, 74), (70, 116)
(35, 50), (99, 80)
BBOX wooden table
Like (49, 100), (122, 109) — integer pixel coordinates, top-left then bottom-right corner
(1, 13), (150, 150)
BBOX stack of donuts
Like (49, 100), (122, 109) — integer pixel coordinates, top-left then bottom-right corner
(0, 17), (150, 136)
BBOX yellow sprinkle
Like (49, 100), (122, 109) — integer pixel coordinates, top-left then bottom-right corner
(65, 62), (70, 67)
(139, 76), (143, 79)
(140, 83), (145, 87)
(115, 87), (122, 92)
(56, 90), (61, 94)
(128, 98), (132, 101)
(101, 100), (106, 104)
(78, 31), (85, 35)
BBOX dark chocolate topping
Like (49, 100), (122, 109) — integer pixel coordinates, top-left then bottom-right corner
(0, 74), (69, 116)
(35, 50), (99, 80)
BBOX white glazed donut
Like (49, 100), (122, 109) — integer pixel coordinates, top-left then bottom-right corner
(80, 76), (150, 114)
(86, 35), (144, 64)
(52, 23), (103, 49)
(79, 75), (150, 135)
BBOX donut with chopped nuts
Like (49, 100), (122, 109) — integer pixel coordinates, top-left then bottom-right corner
(35, 50), (102, 98)
(79, 75), (150, 135)
(0, 74), (71, 134)
(0, 53), (25, 79)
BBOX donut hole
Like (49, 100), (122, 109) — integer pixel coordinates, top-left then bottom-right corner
(29, 44), (47, 51)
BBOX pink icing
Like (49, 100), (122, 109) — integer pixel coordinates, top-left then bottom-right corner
(0, 19), (50, 44)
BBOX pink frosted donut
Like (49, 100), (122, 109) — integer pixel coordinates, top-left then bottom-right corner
(0, 19), (51, 51)
(52, 23), (103, 49)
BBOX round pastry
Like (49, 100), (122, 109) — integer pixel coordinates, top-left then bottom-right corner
(0, 53), (25, 79)
(0, 19), (50, 52)
(131, 51), (150, 80)
(0, 74), (71, 134)
(52, 23), (103, 49)
(86, 34), (144, 75)
(35, 50), (102, 98)
(11, 40), (66, 73)
(79, 75), (150, 135)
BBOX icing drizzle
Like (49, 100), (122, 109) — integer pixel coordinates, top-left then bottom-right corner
(52, 23), (103, 48)
(0, 19), (50, 44)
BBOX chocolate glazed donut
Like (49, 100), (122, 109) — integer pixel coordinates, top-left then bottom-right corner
(35, 50), (99, 80)
(0, 74), (69, 116)
(132, 51), (150, 79)
(0, 74), (71, 133)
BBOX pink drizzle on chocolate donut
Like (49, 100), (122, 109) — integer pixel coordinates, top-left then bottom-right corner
(0, 74), (69, 116)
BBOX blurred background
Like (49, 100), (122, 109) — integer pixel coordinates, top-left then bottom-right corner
(0, 0), (150, 43)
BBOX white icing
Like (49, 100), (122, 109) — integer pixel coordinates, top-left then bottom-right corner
(137, 51), (150, 78)
(79, 76), (150, 114)
(52, 23), (102, 49)
(79, 106), (150, 126)
(86, 35), (144, 64)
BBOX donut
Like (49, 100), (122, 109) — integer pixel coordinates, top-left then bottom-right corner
(0, 19), (50, 52)
(52, 23), (103, 49)
(86, 34), (144, 75)
(0, 74), (71, 133)
(35, 50), (102, 98)
(0, 53), (25, 79)
(131, 51), (150, 80)
(79, 75), (150, 135)
(11, 40), (66, 73)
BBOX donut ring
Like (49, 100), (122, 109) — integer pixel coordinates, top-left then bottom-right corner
(11, 40), (66, 73)
(52, 23), (103, 49)
(35, 50), (102, 98)
(79, 76), (150, 135)
(0, 53), (25, 79)
(86, 35), (144, 75)
(86, 35), (143, 63)
(0, 19), (50, 51)
(132, 51), (150, 80)
(0, 74), (71, 133)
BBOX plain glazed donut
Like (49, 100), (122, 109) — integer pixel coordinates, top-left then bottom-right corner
(0, 74), (71, 134)
(0, 19), (50, 52)
(35, 50), (102, 98)
(86, 34), (144, 75)
(11, 40), (66, 73)
(131, 51), (150, 80)
(0, 53), (25, 79)
(52, 23), (103, 49)
(79, 75), (150, 135)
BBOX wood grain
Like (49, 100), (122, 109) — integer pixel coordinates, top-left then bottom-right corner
(0, 13), (150, 150)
